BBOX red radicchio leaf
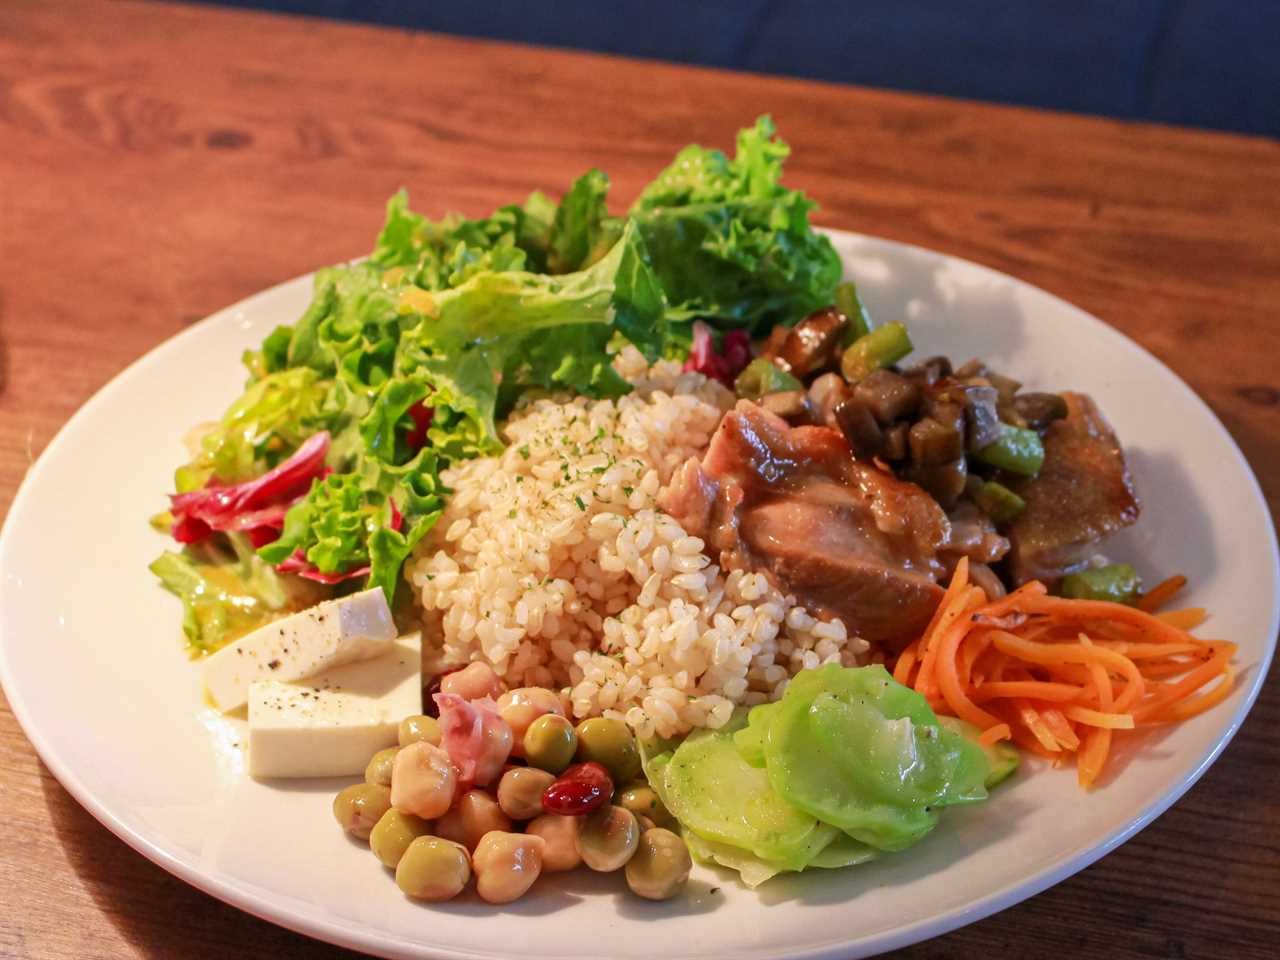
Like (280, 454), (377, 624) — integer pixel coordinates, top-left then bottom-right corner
(275, 551), (371, 584)
(406, 401), (434, 452)
(682, 321), (753, 387)
(168, 431), (330, 545)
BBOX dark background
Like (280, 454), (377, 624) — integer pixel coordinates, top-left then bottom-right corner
(198, 0), (1279, 137)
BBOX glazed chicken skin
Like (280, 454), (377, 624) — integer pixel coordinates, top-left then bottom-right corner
(660, 401), (950, 645)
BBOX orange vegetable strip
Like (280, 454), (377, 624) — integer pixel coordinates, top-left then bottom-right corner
(915, 558), (972, 699)
(1157, 608), (1208, 630)
(1062, 705), (1135, 729)
(1137, 574), (1187, 612)
(989, 630), (1147, 704)
(1077, 726), (1111, 788)
(893, 641), (919, 686)
(958, 630), (993, 689)
(1014, 594), (1193, 647)
(971, 680), (1081, 703)
(978, 723), (1012, 746)
(1150, 668), (1235, 723)
(1010, 698), (1060, 752)
(1132, 644), (1236, 722)
(1090, 640), (1203, 659)
(1038, 705), (1081, 750)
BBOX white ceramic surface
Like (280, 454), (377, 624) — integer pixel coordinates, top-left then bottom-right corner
(2, 230), (1276, 960)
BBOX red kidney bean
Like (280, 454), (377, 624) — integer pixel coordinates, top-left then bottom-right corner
(542, 762), (613, 816)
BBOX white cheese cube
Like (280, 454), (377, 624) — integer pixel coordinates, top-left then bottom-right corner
(247, 632), (422, 779)
(203, 587), (396, 713)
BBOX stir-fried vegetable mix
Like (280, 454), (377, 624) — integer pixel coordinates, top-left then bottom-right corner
(152, 118), (841, 652)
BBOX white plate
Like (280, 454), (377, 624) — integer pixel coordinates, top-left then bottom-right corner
(2, 230), (1276, 960)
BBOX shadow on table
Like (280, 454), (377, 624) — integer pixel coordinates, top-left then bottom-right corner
(39, 767), (357, 959)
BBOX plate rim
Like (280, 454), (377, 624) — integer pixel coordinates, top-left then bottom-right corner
(2, 228), (1277, 960)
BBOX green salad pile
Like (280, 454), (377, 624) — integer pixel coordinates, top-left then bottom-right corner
(150, 118), (843, 653)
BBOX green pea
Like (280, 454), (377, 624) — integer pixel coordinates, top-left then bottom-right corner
(575, 718), (641, 783)
(365, 747), (398, 787)
(523, 714), (577, 774)
(615, 783), (672, 828)
(332, 783), (392, 840)
(398, 714), (442, 748)
(625, 828), (691, 900)
(395, 836), (471, 901)
(369, 809), (430, 869)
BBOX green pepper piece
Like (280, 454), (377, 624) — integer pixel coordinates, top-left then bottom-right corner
(970, 477), (1027, 524)
(735, 357), (803, 399)
(1061, 563), (1141, 604)
(840, 322), (913, 383)
(974, 425), (1045, 477)
(835, 282), (872, 343)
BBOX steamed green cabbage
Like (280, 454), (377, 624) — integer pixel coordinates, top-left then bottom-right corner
(645, 665), (995, 888)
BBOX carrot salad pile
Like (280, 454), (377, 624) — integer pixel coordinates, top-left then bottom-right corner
(893, 559), (1236, 788)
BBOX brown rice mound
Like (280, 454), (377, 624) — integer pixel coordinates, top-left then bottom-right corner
(406, 349), (869, 739)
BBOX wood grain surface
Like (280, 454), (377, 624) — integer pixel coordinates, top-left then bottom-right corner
(2, 2), (1278, 958)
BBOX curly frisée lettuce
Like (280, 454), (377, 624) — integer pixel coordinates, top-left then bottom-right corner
(543, 117), (841, 333)
(153, 118), (839, 652)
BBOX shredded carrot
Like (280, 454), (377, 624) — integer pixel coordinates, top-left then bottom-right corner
(1156, 608), (1208, 630)
(978, 723), (1012, 746)
(895, 571), (1235, 790)
(1137, 574), (1187, 612)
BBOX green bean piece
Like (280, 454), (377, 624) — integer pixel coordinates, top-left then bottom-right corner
(841, 322), (913, 383)
(970, 478), (1027, 524)
(1061, 564), (1141, 604)
(835, 282), (873, 343)
(974, 425), (1045, 477)
(735, 358), (803, 399)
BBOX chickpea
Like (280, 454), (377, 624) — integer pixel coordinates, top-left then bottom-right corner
(365, 747), (398, 787)
(472, 832), (546, 904)
(496, 767), (556, 821)
(635, 815), (656, 833)
(625, 828), (692, 901)
(434, 789), (512, 851)
(525, 814), (581, 872)
(497, 687), (564, 756)
(398, 714), (442, 748)
(576, 804), (640, 872)
(332, 783), (392, 840)
(391, 741), (457, 820)
(396, 836), (471, 902)
(440, 662), (504, 701)
(370, 809), (430, 870)
(471, 711), (514, 788)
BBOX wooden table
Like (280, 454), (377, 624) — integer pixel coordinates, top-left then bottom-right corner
(2, 2), (1278, 957)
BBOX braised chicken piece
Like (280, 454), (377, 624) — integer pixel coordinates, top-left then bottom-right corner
(659, 401), (950, 645)
(1007, 392), (1140, 584)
